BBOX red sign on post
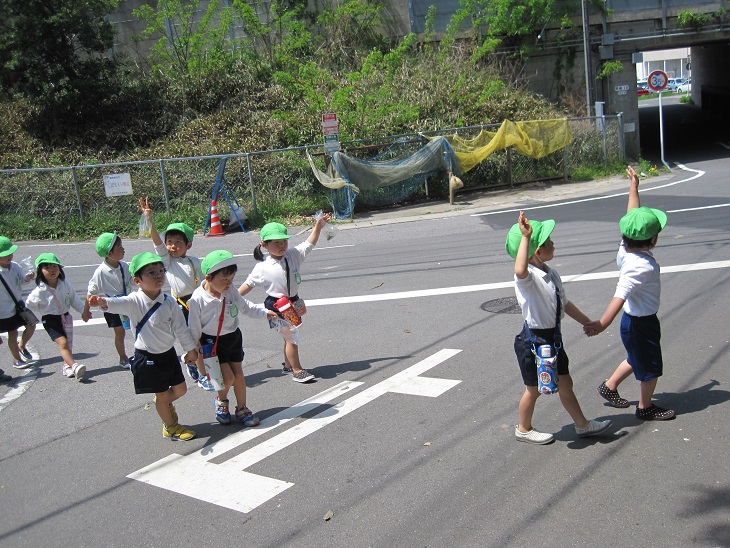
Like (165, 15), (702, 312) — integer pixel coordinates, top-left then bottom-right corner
(322, 112), (340, 154)
(647, 70), (668, 92)
(322, 113), (338, 134)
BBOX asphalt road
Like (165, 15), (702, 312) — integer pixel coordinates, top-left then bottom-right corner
(1, 106), (729, 547)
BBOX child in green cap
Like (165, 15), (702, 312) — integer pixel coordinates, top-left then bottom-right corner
(188, 250), (277, 426)
(26, 253), (91, 381)
(239, 215), (331, 383)
(0, 235), (37, 379)
(84, 232), (133, 370)
(585, 166), (675, 421)
(88, 252), (199, 441)
(507, 212), (611, 444)
(138, 198), (207, 388)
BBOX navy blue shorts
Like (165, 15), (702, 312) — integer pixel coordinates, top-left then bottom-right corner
(514, 325), (569, 386)
(0, 312), (25, 333)
(200, 328), (244, 364)
(104, 312), (124, 329)
(131, 347), (185, 395)
(620, 312), (663, 381)
(41, 313), (70, 341)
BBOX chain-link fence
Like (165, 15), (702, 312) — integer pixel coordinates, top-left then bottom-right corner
(0, 115), (623, 227)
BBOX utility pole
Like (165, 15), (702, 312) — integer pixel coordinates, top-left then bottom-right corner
(581, 0), (592, 116)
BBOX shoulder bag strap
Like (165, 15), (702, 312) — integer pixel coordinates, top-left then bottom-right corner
(211, 297), (226, 356)
(135, 298), (164, 340)
(553, 287), (563, 351)
(0, 272), (19, 305)
(283, 258), (291, 298)
(524, 284), (563, 353)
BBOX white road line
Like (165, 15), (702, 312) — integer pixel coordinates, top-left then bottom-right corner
(128, 349), (462, 513)
(0, 367), (40, 412)
(224, 348), (461, 469)
(62, 259), (730, 325)
(190, 381), (364, 463)
(470, 164), (705, 217)
(667, 203), (730, 213)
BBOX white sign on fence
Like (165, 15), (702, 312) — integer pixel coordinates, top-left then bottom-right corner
(103, 173), (133, 197)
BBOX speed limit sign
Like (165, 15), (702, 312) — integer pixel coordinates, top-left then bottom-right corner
(648, 70), (668, 92)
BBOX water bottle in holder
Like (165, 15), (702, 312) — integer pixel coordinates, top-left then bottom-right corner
(534, 344), (559, 394)
(275, 296), (302, 326)
(202, 339), (225, 391)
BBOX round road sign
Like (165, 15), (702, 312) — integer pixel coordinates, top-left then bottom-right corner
(648, 70), (668, 92)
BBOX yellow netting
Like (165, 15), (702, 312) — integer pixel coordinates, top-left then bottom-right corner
(431, 119), (572, 173)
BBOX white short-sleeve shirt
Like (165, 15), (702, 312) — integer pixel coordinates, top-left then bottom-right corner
(614, 244), (660, 317)
(514, 263), (567, 329)
(244, 241), (314, 297)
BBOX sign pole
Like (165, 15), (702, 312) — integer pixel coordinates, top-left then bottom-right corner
(647, 70), (671, 171)
(658, 92), (669, 171)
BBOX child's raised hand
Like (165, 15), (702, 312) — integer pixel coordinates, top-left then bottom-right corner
(138, 197), (152, 216)
(315, 212), (332, 227)
(626, 165), (639, 186)
(517, 211), (532, 238)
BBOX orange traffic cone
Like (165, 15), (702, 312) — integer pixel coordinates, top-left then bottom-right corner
(207, 200), (225, 237)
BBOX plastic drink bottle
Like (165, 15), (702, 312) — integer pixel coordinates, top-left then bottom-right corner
(274, 296), (302, 326)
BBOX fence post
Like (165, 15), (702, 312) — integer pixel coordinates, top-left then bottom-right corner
(601, 114), (608, 165)
(563, 144), (569, 181)
(246, 153), (257, 213)
(507, 148), (513, 188)
(617, 112), (625, 163)
(159, 160), (171, 216)
(71, 167), (83, 221)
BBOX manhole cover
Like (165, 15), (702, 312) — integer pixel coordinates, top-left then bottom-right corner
(481, 297), (521, 314)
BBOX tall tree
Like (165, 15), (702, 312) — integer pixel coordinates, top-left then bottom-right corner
(0, 0), (118, 100)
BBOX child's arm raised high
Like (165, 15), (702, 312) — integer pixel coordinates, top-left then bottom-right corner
(514, 211), (532, 280)
(626, 165), (640, 212)
(138, 197), (163, 247)
(307, 213), (332, 246)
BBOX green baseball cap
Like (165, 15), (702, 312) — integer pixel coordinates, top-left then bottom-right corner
(163, 222), (194, 243)
(129, 251), (164, 277)
(35, 253), (63, 268)
(95, 232), (118, 257)
(619, 207), (667, 240)
(260, 222), (290, 242)
(0, 236), (18, 257)
(201, 250), (237, 275)
(505, 219), (556, 259)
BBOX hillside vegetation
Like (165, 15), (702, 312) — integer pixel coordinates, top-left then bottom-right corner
(1, 1), (607, 240)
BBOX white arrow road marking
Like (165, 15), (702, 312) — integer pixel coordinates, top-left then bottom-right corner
(128, 349), (462, 513)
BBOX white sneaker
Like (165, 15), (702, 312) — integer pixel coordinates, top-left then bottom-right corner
(515, 426), (554, 444)
(63, 364), (75, 378)
(72, 363), (86, 382)
(575, 419), (612, 438)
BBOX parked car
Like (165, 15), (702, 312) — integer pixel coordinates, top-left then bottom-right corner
(676, 79), (692, 93)
(667, 78), (687, 92)
(637, 88), (650, 96)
